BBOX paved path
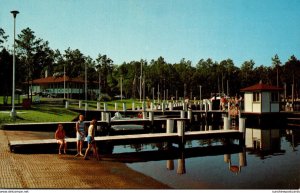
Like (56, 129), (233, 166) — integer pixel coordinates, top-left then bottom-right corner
(0, 130), (169, 189)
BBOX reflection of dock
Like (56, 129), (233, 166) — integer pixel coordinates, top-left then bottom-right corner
(101, 144), (244, 163)
(8, 129), (243, 153)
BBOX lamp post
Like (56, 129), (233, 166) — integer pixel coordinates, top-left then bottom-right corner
(63, 63), (66, 99)
(199, 85), (202, 101)
(140, 61), (143, 102)
(10, 10), (19, 120)
(120, 75), (123, 101)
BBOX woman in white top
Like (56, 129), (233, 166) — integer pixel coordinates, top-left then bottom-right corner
(84, 119), (99, 160)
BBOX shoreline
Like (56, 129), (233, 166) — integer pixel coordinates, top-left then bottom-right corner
(0, 130), (170, 189)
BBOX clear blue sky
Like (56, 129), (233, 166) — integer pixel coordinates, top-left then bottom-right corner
(1, 0), (300, 66)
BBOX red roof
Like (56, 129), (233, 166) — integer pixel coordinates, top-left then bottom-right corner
(240, 83), (283, 92)
(31, 75), (84, 84)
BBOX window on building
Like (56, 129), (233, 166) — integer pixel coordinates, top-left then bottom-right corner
(253, 92), (260, 102)
(271, 92), (279, 102)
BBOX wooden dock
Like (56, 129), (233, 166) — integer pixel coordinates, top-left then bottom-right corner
(8, 129), (243, 153)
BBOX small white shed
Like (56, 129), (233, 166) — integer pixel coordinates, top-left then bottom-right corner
(240, 82), (282, 113)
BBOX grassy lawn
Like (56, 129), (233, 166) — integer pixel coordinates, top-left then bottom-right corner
(0, 97), (152, 126)
(0, 105), (79, 125)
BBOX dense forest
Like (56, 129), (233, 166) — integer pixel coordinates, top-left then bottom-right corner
(0, 27), (300, 101)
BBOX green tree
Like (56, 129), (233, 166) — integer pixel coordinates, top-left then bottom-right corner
(283, 55), (300, 98)
(0, 28), (9, 49)
(0, 49), (13, 104)
(16, 27), (46, 100)
(63, 48), (86, 78)
(240, 60), (255, 88)
(271, 54), (282, 87)
(95, 54), (114, 95)
(174, 58), (194, 98)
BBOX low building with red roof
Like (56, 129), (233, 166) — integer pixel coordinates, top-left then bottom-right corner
(240, 82), (283, 113)
(30, 75), (98, 99)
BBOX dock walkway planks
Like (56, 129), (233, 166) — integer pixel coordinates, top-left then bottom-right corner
(8, 130), (242, 153)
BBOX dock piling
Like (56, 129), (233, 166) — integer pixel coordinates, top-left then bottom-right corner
(103, 103), (108, 112)
(79, 100), (82, 108)
(180, 110), (185, 118)
(166, 119), (174, 134)
(223, 117), (230, 130)
(65, 100), (69, 109)
(123, 103), (127, 112)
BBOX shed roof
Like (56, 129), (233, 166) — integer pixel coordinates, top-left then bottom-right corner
(240, 82), (283, 92)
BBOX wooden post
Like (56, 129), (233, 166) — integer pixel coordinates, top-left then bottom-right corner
(183, 102), (187, 111)
(106, 112), (111, 124)
(167, 160), (174, 170)
(142, 111), (147, 119)
(161, 102), (165, 112)
(239, 118), (246, 133)
(148, 111), (154, 124)
(224, 154), (231, 163)
(97, 102), (101, 110)
(187, 109), (192, 122)
(65, 100), (69, 109)
(132, 102), (135, 110)
(208, 100), (212, 111)
(79, 100), (82, 108)
(166, 119), (174, 134)
(115, 103), (118, 110)
(177, 120), (185, 146)
(180, 110), (185, 118)
(123, 103), (126, 112)
(101, 112), (106, 122)
(103, 103), (107, 112)
(177, 153), (186, 174)
(85, 103), (88, 111)
(142, 101), (146, 111)
(169, 102), (173, 111)
(239, 149), (247, 167)
(223, 117), (230, 130)
(239, 117), (246, 145)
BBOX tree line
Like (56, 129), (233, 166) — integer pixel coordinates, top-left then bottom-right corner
(0, 27), (300, 102)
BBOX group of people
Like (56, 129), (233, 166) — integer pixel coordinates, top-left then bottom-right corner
(54, 114), (99, 160)
(220, 96), (242, 111)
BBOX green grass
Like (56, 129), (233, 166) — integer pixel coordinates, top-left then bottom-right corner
(0, 98), (148, 125)
(0, 104), (78, 125)
(0, 97), (187, 126)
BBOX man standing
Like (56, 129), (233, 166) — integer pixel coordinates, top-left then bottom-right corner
(75, 114), (85, 157)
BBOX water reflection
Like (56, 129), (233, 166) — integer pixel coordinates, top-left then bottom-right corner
(224, 148), (247, 174)
(101, 140), (247, 175)
(116, 125), (300, 189)
(285, 129), (299, 151)
(245, 127), (286, 159)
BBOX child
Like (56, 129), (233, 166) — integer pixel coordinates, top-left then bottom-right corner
(75, 114), (85, 157)
(55, 124), (67, 154)
(84, 119), (99, 160)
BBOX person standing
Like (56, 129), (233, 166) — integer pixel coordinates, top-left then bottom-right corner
(84, 119), (99, 160)
(55, 124), (67, 154)
(75, 114), (85, 157)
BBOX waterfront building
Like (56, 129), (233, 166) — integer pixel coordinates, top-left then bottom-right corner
(240, 82), (283, 113)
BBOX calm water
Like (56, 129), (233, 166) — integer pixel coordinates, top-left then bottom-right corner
(108, 126), (300, 189)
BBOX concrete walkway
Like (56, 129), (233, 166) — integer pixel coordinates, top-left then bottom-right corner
(0, 130), (169, 189)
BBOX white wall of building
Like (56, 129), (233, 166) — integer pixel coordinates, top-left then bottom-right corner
(244, 93), (253, 112)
